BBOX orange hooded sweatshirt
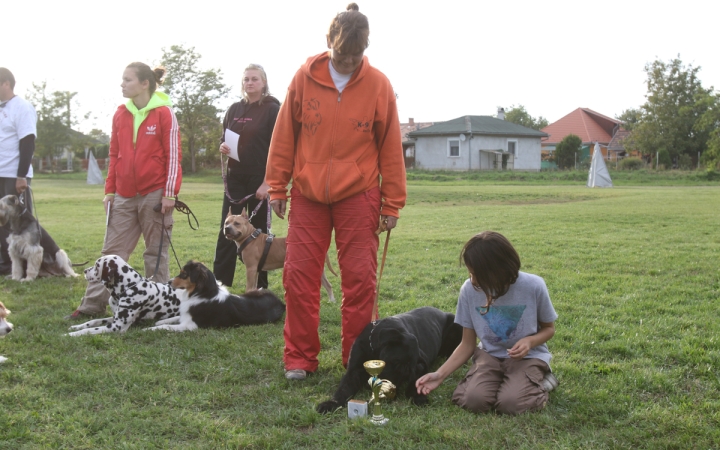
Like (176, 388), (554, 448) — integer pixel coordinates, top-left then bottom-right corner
(266, 52), (406, 217)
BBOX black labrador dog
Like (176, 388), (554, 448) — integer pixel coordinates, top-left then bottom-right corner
(316, 306), (463, 413)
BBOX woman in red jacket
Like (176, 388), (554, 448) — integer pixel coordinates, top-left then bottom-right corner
(67, 62), (182, 318)
(266, 3), (407, 380)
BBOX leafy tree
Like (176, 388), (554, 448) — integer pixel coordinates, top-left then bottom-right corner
(695, 91), (720, 169)
(616, 108), (642, 132)
(87, 128), (110, 159)
(624, 57), (712, 160)
(503, 105), (549, 130)
(160, 45), (229, 173)
(27, 82), (89, 171)
(553, 134), (582, 170)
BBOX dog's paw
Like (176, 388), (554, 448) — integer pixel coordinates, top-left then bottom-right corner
(0, 356), (8, 364)
(316, 400), (342, 414)
(20, 277), (35, 282)
(412, 395), (429, 407)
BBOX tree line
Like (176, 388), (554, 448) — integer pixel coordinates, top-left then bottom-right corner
(29, 45), (228, 174)
(29, 50), (720, 174)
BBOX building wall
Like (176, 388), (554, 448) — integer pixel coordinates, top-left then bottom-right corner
(414, 135), (542, 171)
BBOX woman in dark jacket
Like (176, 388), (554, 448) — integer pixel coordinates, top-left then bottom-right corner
(214, 64), (280, 288)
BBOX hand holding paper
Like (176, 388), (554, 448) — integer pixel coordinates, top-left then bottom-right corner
(224, 129), (241, 162)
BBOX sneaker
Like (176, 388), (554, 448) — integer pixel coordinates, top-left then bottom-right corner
(542, 372), (559, 392)
(285, 369), (307, 381)
(64, 310), (92, 320)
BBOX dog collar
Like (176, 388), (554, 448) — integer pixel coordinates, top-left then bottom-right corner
(236, 228), (262, 263)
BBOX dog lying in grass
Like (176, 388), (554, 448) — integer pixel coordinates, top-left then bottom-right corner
(67, 255), (181, 336)
(316, 306), (463, 413)
(0, 301), (13, 363)
(146, 260), (286, 332)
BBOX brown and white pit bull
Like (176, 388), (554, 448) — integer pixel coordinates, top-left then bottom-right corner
(223, 210), (338, 301)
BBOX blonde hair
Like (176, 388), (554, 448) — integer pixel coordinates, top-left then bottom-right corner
(241, 64), (270, 104)
(328, 3), (369, 55)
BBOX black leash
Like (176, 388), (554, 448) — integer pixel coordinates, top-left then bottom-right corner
(149, 198), (198, 280)
(221, 153), (274, 235)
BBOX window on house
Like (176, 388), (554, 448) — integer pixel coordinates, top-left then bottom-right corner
(507, 140), (517, 157)
(448, 139), (460, 157)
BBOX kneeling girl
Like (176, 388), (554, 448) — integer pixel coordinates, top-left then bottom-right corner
(416, 231), (558, 415)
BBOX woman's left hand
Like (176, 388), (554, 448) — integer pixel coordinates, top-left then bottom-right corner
(160, 197), (176, 214)
(256, 182), (270, 200)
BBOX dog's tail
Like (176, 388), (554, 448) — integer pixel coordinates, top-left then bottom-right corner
(324, 253), (338, 277)
(71, 260), (90, 267)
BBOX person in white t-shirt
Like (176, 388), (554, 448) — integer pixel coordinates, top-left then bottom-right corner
(0, 67), (37, 275)
(416, 231), (559, 415)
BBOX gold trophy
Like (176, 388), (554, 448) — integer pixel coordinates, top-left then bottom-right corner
(363, 360), (393, 425)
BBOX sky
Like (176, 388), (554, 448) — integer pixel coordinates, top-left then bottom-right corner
(5, 0), (719, 134)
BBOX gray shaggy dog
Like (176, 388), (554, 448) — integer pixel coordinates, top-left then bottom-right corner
(0, 194), (79, 281)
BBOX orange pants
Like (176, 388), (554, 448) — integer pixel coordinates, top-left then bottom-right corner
(283, 186), (380, 372)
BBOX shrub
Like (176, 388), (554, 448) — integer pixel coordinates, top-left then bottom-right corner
(657, 149), (672, 170)
(620, 157), (644, 170)
(678, 154), (693, 170)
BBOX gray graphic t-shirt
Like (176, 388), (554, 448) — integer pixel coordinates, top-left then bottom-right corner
(455, 271), (558, 367)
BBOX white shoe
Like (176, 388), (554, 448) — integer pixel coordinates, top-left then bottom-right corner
(542, 372), (559, 392)
(285, 369), (307, 381)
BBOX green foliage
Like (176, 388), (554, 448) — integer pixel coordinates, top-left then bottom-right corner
(677, 153), (693, 170)
(619, 157), (644, 170)
(27, 82), (98, 171)
(615, 108), (642, 132)
(695, 92), (720, 169)
(625, 57), (712, 160)
(3, 177), (720, 448)
(657, 149), (672, 169)
(503, 105), (549, 130)
(161, 45), (230, 174)
(553, 134), (582, 169)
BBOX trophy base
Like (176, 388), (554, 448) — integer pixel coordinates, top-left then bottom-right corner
(370, 414), (389, 426)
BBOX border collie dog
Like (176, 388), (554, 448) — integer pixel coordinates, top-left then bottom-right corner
(147, 260), (285, 332)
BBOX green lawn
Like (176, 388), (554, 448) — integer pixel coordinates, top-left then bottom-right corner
(1, 172), (719, 449)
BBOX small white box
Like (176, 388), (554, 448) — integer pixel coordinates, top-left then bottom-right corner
(347, 399), (368, 419)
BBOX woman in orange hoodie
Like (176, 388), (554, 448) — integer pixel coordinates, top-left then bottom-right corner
(266, 3), (407, 380)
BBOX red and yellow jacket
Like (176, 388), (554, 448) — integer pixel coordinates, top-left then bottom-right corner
(106, 92), (182, 198)
(266, 52), (406, 217)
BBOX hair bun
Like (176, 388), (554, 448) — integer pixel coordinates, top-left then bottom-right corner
(153, 66), (166, 85)
(347, 2), (359, 11)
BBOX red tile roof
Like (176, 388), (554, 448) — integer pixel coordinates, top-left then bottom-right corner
(541, 108), (622, 145)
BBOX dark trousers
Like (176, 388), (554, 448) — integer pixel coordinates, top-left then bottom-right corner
(213, 171), (268, 289)
(0, 177), (32, 273)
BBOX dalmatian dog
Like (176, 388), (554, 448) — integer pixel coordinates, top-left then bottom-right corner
(67, 255), (180, 336)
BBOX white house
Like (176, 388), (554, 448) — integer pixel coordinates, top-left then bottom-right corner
(407, 112), (548, 171)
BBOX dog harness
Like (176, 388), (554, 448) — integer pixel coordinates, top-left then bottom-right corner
(236, 229), (274, 273)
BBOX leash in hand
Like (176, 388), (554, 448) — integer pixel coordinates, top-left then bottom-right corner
(149, 198), (199, 279)
(373, 217), (391, 322)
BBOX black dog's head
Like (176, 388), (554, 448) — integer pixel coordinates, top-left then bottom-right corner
(374, 327), (420, 383)
(173, 260), (219, 298)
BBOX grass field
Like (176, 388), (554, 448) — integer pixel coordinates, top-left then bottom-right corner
(1, 171), (719, 449)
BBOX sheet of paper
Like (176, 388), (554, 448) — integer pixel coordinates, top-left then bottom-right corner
(224, 128), (241, 162)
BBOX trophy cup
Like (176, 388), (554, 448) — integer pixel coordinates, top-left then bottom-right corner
(364, 360), (390, 425)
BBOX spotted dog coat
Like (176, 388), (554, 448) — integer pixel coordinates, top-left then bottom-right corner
(67, 255), (180, 336)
